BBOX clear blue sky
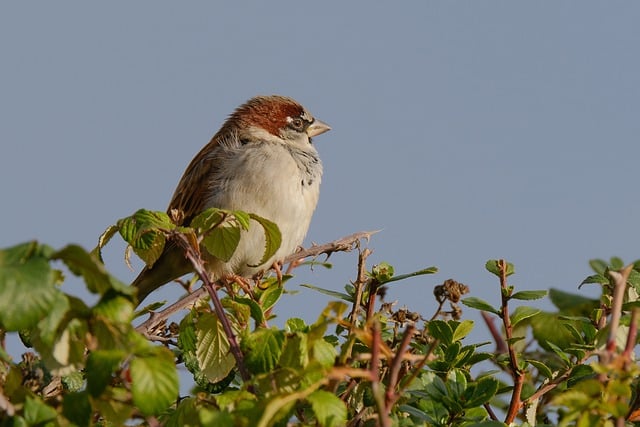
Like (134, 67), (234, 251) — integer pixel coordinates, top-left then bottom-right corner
(2, 3), (639, 357)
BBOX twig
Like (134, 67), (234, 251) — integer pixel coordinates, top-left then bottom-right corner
(173, 233), (250, 382)
(370, 321), (391, 427)
(497, 259), (524, 425)
(385, 325), (415, 408)
(604, 265), (633, 363)
(136, 231), (377, 334)
(349, 247), (371, 327)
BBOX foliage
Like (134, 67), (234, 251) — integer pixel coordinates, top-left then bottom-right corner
(1, 209), (640, 426)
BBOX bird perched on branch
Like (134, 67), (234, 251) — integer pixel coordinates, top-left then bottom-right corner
(132, 95), (330, 303)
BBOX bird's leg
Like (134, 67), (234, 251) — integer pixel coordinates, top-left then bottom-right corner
(225, 274), (254, 298)
(273, 261), (284, 284)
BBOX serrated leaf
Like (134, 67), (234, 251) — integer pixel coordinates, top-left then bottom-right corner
(235, 296), (265, 325)
(510, 290), (547, 301)
(279, 332), (308, 370)
(190, 207), (226, 230)
(94, 224), (119, 262)
(243, 328), (285, 374)
(0, 242), (60, 331)
(202, 223), (241, 262)
(195, 312), (236, 383)
(248, 213), (282, 266)
(259, 285), (283, 312)
(117, 209), (172, 267)
(311, 338), (337, 368)
(461, 297), (500, 315)
(510, 306), (540, 327)
(485, 259), (514, 277)
(130, 347), (179, 416)
(285, 318), (307, 333)
(232, 210), (251, 230)
(307, 390), (347, 427)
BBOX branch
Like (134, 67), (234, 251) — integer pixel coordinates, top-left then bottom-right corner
(136, 231), (378, 334)
(497, 260), (524, 425)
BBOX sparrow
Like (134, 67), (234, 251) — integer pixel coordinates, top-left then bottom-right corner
(132, 95), (330, 303)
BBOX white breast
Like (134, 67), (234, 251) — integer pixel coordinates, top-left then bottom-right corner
(205, 142), (322, 277)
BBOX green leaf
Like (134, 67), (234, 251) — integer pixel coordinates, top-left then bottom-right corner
(588, 259), (608, 275)
(545, 341), (571, 366)
(285, 318), (307, 333)
(243, 328), (285, 374)
(548, 288), (599, 316)
(307, 390), (347, 427)
(485, 259), (514, 277)
(23, 395), (57, 425)
(463, 377), (499, 407)
(235, 296), (265, 325)
(93, 294), (135, 323)
(202, 222), (241, 262)
(371, 262), (394, 282)
(63, 391), (91, 427)
(195, 311), (236, 383)
(580, 274), (608, 287)
(249, 213), (282, 266)
(461, 297), (500, 315)
(259, 285), (283, 312)
(0, 241), (61, 331)
(117, 210), (173, 267)
(86, 350), (126, 397)
(526, 359), (554, 379)
(279, 332), (308, 370)
(376, 266), (438, 285)
(300, 284), (352, 301)
(452, 320), (474, 342)
(130, 347), (179, 416)
(53, 244), (132, 296)
(428, 320), (453, 345)
(510, 306), (541, 327)
(311, 338), (337, 368)
(510, 290), (547, 301)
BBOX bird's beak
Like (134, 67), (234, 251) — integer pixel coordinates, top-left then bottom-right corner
(306, 119), (331, 137)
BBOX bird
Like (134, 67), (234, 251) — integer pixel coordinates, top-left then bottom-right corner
(132, 95), (330, 304)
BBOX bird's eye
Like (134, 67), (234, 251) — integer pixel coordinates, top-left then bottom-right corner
(289, 117), (305, 131)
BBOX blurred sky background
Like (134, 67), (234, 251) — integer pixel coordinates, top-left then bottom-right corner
(2, 3), (639, 371)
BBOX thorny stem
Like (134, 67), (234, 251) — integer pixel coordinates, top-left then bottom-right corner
(605, 265), (633, 363)
(366, 278), (380, 322)
(136, 231), (377, 335)
(370, 321), (391, 427)
(623, 308), (639, 363)
(175, 234), (251, 382)
(386, 325), (416, 408)
(349, 247), (371, 326)
(497, 259), (525, 425)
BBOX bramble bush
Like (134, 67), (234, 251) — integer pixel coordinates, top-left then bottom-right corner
(1, 208), (639, 426)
